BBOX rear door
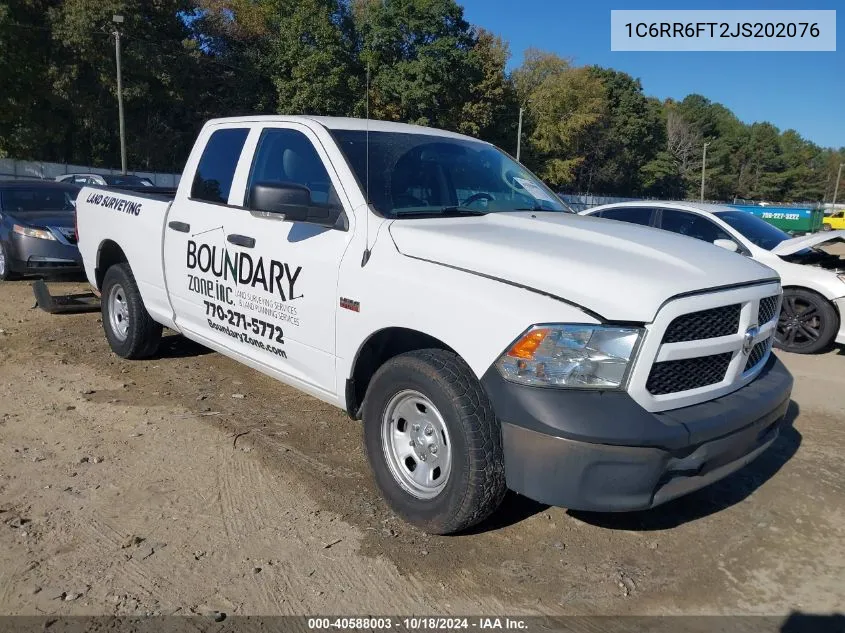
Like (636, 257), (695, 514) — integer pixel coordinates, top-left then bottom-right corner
(163, 124), (252, 342)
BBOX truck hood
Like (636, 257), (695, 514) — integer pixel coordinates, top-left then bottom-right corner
(770, 230), (845, 256)
(388, 212), (777, 323)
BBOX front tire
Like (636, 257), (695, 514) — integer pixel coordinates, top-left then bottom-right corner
(362, 349), (506, 534)
(775, 288), (838, 354)
(101, 263), (162, 359)
(0, 242), (20, 281)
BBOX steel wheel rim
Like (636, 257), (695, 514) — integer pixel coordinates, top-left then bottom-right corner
(108, 283), (130, 341)
(0, 246), (5, 276)
(381, 389), (452, 500)
(777, 296), (822, 349)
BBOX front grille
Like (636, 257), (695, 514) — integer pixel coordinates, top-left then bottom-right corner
(744, 338), (770, 371)
(663, 304), (741, 343)
(646, 352), (732, 395)
(758, 295), (779, 325)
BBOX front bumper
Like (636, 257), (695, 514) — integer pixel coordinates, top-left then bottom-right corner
(482, 355), (793, 512)
(6, 232), (82, 275)
(835, 297), (845, 346)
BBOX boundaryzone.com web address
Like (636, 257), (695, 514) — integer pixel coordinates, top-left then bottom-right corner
(611, 10), (836, 51)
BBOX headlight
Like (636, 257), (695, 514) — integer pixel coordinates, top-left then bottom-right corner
(13, 224), (55, 240)
(496, 324), (642, 389)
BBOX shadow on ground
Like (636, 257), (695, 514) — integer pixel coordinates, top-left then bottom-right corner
(781, 611), (845, 633)
(568, 401), (802, 532)
(155, 333), (214, 359)
(462, 491), (548, 534)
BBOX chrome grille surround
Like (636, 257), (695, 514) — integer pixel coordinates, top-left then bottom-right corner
(626, 281), (782, 413)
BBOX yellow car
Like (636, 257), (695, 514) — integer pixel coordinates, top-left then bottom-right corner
(823, 211), (845, 230)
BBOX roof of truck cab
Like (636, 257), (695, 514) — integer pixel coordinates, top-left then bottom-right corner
(204, 115), (480, 142)
(581, 200), (737, 216)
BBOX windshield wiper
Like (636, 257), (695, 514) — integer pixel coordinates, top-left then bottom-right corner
(394, 206), (488, 217)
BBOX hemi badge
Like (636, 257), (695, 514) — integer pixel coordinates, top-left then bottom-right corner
(340, 297), (360, 312)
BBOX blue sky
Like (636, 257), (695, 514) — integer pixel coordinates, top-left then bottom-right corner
(459, 0), (844, 149)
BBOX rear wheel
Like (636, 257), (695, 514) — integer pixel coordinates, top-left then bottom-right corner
(775, 288), (838, 354)
(101, 263), (162, 359)
(0, 242), (20, 281)
(362, 349), (506, 534)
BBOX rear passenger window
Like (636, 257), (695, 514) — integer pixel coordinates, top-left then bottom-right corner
(191, 128), (249, 204)
(600, 207), (653, 226)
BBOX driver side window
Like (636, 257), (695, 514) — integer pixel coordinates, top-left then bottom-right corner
(659, 209), (731, 243)
(247, 128), (338, 207)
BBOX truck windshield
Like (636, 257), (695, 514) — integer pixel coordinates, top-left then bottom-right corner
(715, 211), (791, 251)
(331, 130), (569, 217)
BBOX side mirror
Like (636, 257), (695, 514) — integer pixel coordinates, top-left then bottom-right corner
(248, 182), (340, 227)
(713, 238), (739, 253)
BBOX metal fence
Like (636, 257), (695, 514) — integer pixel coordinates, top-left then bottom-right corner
(559, 193), (832, 213)
(0, 158), (181, 188)
(558, 194), (641, 212)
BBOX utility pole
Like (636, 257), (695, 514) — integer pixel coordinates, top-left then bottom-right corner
(700, 141), (710, 202)
(832, 162), (844, 214)
(113, 14), (127, 174)
(516, 107), (524, 162)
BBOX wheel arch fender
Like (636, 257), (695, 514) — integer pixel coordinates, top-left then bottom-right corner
(344, 326), (462, 420)
(95, 239), (129, 291)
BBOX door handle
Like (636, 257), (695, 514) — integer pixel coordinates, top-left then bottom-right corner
(168, 221), (190, 233)
(227, 234), (256, 248)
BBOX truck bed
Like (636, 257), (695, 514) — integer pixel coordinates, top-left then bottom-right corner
(76, 185), (176, 328)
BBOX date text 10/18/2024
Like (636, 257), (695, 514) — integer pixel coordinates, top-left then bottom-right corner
(307, 618), (529, 631)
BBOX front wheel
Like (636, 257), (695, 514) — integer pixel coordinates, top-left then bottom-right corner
(0, 242), (20, 281)
(362, 349), (506, 534)
(101, 263), (162, 359)
(775, 288), (838, 354)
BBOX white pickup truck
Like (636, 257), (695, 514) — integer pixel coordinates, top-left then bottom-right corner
(76, 116), (793, 534)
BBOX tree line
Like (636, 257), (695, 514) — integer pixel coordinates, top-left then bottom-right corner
(2, 0), (843, 203)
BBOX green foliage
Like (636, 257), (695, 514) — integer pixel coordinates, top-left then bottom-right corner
(519, 57), (607, 188)
(269, 0), (361, 115)
(457, 29), (517, 151)
(353, 0), (477, 129)
(0, 0), (839, 204)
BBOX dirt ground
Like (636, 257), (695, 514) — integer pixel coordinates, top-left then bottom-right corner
(0, 278), (843, 618)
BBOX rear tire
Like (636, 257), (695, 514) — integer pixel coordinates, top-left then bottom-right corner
(101, 263), (162, 359)
(775, 288), (838, 354)
(0, 242), (20, 281)
(362, 349), (506, 534)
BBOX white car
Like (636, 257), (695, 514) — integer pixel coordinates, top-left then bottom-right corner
(56, 173), (154, 188)
(73, 116), (793, 533)
(581, 201), (845, 354)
